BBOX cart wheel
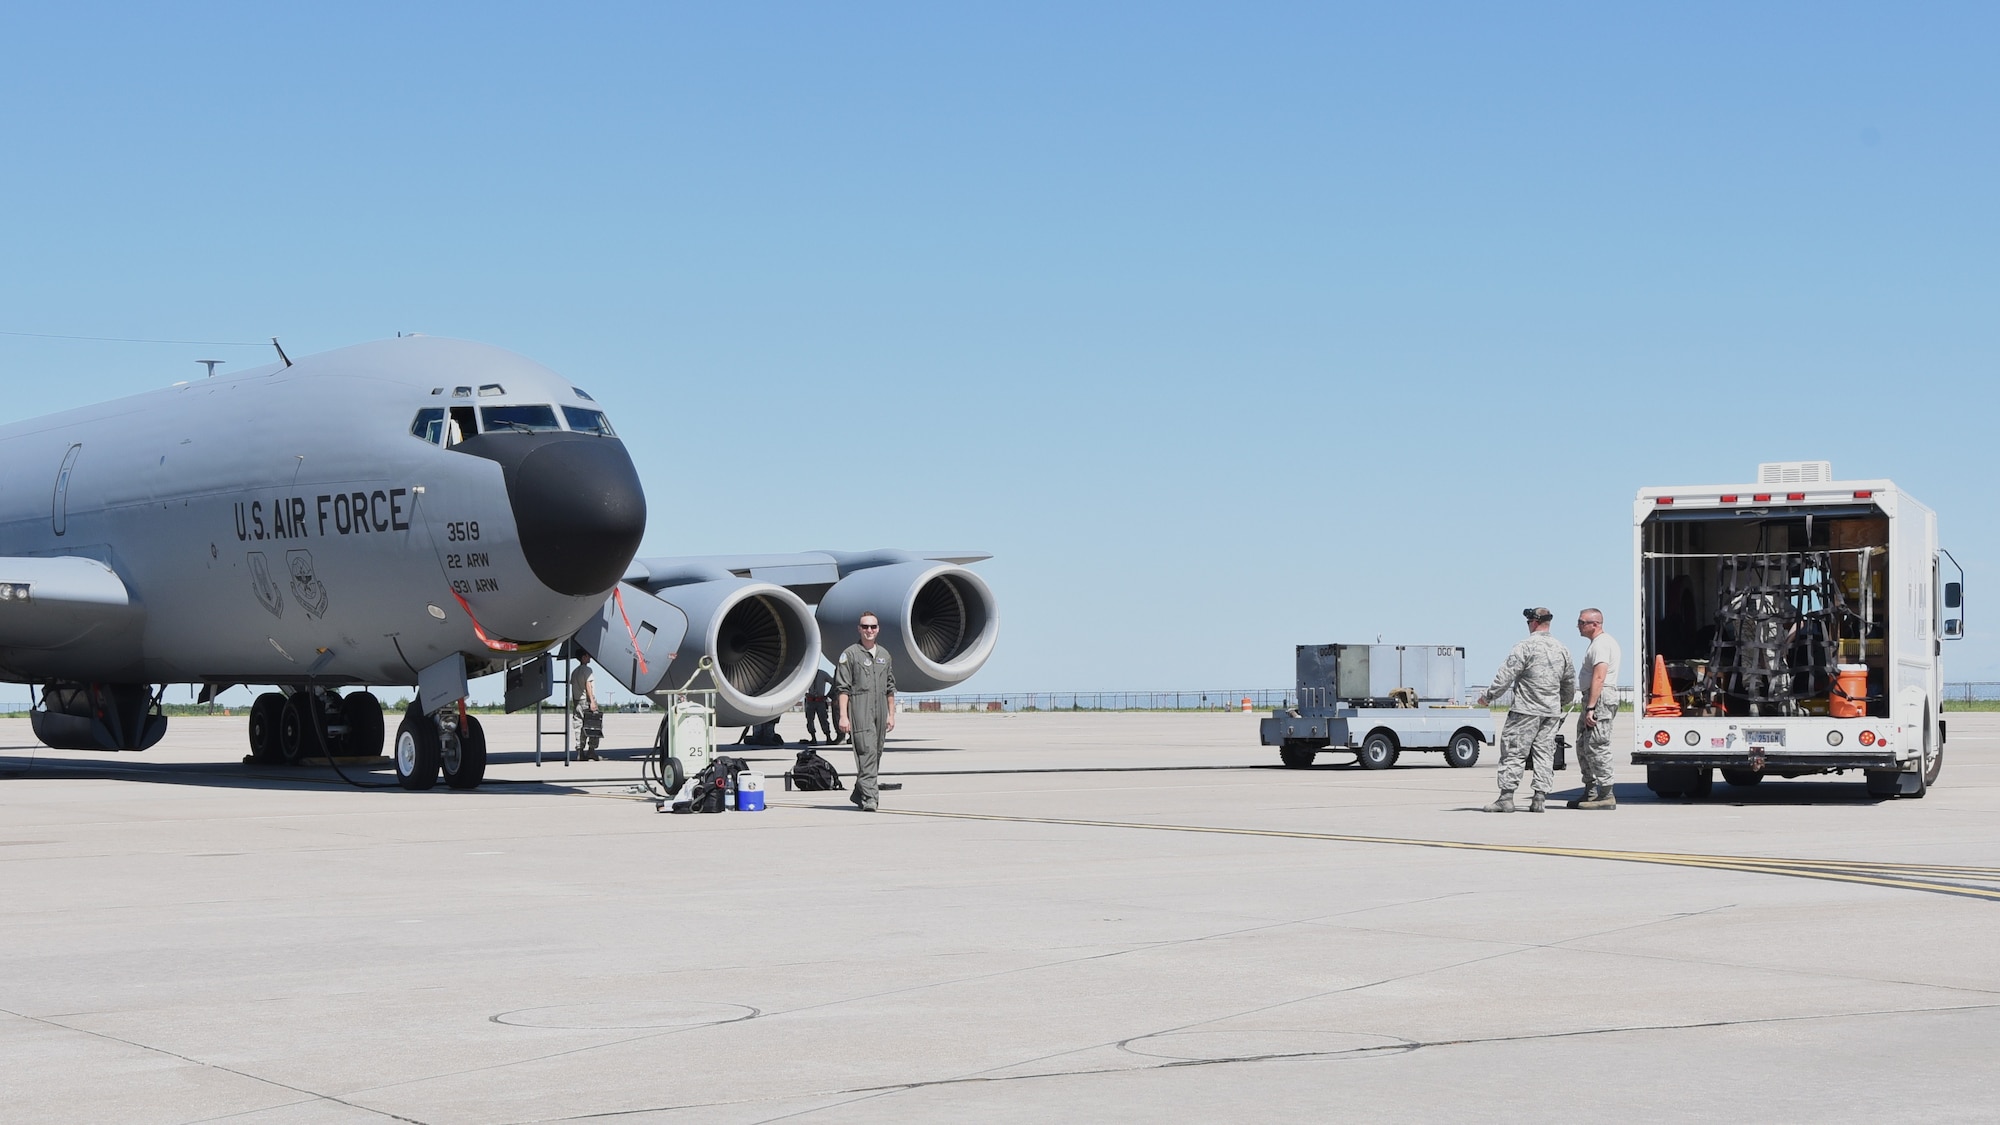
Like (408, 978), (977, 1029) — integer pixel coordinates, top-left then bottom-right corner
(1358, 731), (1397, 770)
(1720, 768), (1763, 788)
(1444, 730), (1481, 768)
(1279, 740), (1319, 768)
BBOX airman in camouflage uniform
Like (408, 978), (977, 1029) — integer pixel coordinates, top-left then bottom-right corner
(835, 612), (896, 812)
(1476, 607), (1577, 813)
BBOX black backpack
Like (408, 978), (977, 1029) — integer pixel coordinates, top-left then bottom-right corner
(683, 760), (730, 813)
(791, 748), (844, 791)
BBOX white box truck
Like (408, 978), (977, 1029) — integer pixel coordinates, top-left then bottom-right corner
(1632, 462), (1963, 799)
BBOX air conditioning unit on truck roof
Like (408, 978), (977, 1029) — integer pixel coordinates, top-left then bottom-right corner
(1633, 463), (1964, 800)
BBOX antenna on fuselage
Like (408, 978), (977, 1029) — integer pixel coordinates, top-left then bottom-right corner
(271, 337), (292, 367)
(197, 359), (223, 377)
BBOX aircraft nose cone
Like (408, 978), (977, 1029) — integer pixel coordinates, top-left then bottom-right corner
(505, 437), (647, 596)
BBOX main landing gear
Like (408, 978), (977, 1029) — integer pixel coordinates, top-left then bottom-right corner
(247, 688), (386, 765)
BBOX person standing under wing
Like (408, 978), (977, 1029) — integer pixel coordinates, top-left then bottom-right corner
(1567, 608), (1621, 809)
(835, 612), (896, 812)
(1476, 607), (1577, 813)
(805, 666), (835, 745)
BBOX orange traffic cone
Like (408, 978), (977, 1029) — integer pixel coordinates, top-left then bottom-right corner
(1644, 654), (1682, 717)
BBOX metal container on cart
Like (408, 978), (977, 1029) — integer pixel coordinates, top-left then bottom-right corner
(1260, 644), (1496, 769)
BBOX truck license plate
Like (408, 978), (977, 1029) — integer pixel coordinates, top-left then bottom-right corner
(1745, 729), (1785, 746)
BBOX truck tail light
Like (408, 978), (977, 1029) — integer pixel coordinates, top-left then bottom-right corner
(1753, 493), (1772, 502)
(1720, 494), (1738, 503)
(1853, 490), (1873, 499)
(1683, 730), (1700, 746)
(1827, 730), (1844, 746)
(1654, 730), (1671, 745)
(1656, 497), (1674, 506)
(1859, 730), (1877, 746)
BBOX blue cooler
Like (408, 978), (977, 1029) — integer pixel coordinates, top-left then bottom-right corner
(736, 789), (765, 811)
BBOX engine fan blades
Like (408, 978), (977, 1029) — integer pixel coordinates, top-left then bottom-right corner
(718, 595), (790, 695)
(911, 577), (968, 662)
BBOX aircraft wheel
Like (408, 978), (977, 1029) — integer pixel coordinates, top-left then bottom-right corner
(395, 707), (441, 790)
(1444, 730), (1482, 768)
(445, 715), (488, 790)
(278, 692), (323, 764)
(1721, 769), (1764, 788)
(1358, 731), (1397, 770)
(339, 691), (386, 757)
(247, 692), (287, 763)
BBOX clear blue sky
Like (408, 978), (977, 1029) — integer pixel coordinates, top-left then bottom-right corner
(3, 3), (1995, 699)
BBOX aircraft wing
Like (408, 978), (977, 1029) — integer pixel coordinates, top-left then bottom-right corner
(624, 550), (992, 596)
(0, 556), (136, 650)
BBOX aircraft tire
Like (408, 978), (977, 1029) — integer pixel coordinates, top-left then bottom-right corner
(395, 708), (441, 790)
(445, 715), (487, 790)
(248, 693), (287, 764)
(278, 692), (321, 764)
(340, 692), (386, 757)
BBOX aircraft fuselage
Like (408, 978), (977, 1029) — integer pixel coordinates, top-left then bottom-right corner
(0, 337), (646, 691)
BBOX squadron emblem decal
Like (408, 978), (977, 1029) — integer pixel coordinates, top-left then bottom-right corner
(247, 551), (283, 618)
(287, 549), (329, 619)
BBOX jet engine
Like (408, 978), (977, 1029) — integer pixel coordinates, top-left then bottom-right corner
(816, 561), (998, 692)
(646, 578), (821, 726)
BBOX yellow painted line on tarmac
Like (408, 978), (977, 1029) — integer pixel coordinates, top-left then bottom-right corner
(881, 808), (2000, 902)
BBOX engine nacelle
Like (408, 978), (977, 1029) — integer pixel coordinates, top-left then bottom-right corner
(648, 579), (821, 726)
(816, 561), (998, 693)
(30, 682), (168, 751)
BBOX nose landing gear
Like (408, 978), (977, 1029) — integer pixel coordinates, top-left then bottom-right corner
(394, 702), (487, 790)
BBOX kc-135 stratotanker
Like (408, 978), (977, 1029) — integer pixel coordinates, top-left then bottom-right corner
(0, 336), (998, 788)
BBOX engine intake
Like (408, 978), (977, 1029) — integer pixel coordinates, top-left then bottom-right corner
(816, 562), (998, 693)
(646, 579), (821, 726)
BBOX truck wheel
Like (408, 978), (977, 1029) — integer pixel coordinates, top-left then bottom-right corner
(1358, 731), (1397, 770)
(1922, 708), (1943, 788)
(1721, 768), (1763, 788)
(1647, 764), (1711, 799)
(1279, 741), (1319, 768)
(1444, 731), (1481, 768)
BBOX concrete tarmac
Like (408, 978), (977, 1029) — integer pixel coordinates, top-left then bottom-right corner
(4, 710), (1998, 1123)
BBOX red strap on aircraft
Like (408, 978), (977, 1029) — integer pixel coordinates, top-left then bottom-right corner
(450, 590), (521, 652)
(611, 585), (648, 676)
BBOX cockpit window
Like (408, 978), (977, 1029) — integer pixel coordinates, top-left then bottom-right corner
(480, 403), (563, 433)
(563, 406), (616, 436)
(411, 407), (447, 445)
(572, 386), (595, 402)
(478, 383), (505, 397)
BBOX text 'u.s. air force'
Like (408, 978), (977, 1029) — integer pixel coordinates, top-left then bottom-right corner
(233, 490), (411, 541)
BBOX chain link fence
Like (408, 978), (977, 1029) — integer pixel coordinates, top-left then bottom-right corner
(895, 683), (2000, 712)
